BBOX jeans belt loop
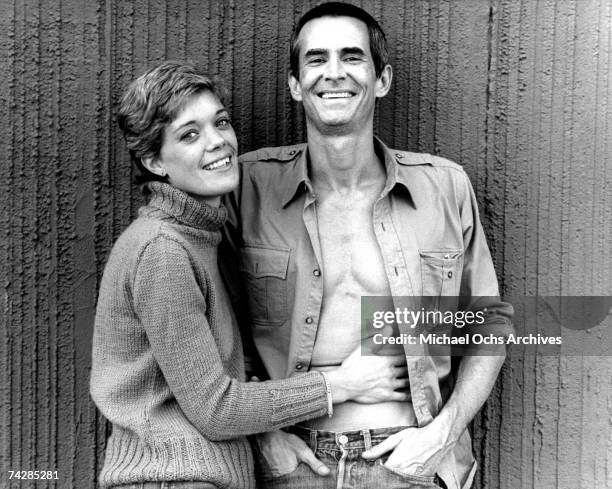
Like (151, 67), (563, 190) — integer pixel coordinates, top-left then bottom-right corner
(362, 429), (372, 450)
(310, 428), (318, 452)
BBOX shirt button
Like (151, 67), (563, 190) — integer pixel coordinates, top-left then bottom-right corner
(447, 271), (453, 278)
(313, 269), (321, 277)
(338, 434), (348, 445)
(305, 317), (313, 324)
(444, 253), (450, 259)
(395, 153), (404, 159)
(288, 150), (297, 156)
(295, 363), (303, 370)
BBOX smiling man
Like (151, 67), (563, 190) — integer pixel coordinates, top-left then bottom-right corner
(222, 3), (513, 489)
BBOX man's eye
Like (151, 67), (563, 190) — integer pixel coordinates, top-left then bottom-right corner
(345, 56), (361, 62)
(307, 58), (324, 64)
(180, 130), (198, 141)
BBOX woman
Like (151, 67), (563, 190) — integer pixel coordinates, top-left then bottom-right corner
(90, 61), (408, 489)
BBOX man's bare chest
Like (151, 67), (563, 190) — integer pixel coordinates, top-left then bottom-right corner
(316, 191), (389, 293)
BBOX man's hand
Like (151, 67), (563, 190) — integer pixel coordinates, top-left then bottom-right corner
(256, 430), (330, 477)
(361, 414), (454, 475)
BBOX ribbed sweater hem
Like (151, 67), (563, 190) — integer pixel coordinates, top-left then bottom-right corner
(98, 427), (254, 489)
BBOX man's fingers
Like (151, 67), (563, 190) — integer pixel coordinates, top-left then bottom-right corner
(361, 432), (401, 459)
(291, 436), (330, 476)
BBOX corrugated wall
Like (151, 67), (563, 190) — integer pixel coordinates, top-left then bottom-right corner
(1, 1), (611, 488)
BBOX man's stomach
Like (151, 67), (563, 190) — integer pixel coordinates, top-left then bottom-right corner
(301, 362), (416, 431)
(301, 399), (417, 431)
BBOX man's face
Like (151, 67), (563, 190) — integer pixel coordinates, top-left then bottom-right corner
(288, 15), (391, 134)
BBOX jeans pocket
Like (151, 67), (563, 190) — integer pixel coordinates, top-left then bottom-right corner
(419, 249), (463, 297)
(381, 463), (440, 485)
(239, 245), (291, 327)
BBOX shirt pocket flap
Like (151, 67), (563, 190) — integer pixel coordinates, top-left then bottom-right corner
(239, 246), (290, 279)
(419, 249), (464, 264)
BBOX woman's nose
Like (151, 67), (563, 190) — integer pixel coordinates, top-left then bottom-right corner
(206, 129), (226, 152)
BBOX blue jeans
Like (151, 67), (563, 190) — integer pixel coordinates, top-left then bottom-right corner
(256, 426), (446, 489)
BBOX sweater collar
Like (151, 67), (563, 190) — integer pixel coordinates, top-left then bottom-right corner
(142, 182), (227, 231)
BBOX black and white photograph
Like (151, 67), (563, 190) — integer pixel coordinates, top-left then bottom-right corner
(2, 1), (611, 488)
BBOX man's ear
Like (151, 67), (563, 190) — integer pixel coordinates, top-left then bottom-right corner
(288, 73), (303, 102)
(141, 156), (166, 177)
(375, 64), (393, 98)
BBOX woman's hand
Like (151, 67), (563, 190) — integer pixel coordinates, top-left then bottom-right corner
(256, 430), (330, 477)
(324, 345), (408, 404)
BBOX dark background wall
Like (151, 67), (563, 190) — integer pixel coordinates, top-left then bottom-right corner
(1, 1), (611, 488)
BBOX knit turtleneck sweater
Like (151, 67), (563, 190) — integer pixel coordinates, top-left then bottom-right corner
(91, 182), (328, 489)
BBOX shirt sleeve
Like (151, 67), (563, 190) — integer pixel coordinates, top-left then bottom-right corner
(457, 172), (515, 339)
(220, 189), (266, 377)
(132, 235), (328, 441)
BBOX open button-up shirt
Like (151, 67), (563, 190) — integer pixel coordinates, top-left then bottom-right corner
(221, 137), (513, 488)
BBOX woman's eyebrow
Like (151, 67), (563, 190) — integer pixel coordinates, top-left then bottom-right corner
(172, 109), (228, 132)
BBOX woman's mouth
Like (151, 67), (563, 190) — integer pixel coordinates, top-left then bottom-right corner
(203, 156), (232, 170)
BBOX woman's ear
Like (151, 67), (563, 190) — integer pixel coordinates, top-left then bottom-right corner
(141, 156), (166, 177)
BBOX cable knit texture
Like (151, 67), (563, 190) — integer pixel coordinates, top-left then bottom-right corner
(91, 182), (328, 489)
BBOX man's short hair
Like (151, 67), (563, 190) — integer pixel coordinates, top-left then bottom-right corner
(289, 2), (389, 80)
(117, 61), (225, 185)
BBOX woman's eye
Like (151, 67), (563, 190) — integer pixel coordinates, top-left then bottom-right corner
(181, 130), (198, 141)
(217, 118), (231, 128)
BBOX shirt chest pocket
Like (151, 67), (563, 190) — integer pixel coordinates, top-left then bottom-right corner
(239, 245), (291, 327)
(419, 249), (464, 296)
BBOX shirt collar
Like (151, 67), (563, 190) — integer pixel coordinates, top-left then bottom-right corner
(280, 146), (313, 208)
(280, 137), (419, 208)
(375, 136), (419, 208)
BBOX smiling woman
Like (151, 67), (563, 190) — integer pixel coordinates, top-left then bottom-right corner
(140, 90), (239, 207)
(89, 61), (409, 489)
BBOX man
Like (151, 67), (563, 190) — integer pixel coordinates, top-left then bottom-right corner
(222, 3), (513, 488)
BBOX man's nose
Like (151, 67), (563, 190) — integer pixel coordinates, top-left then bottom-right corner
(324, 57), (346, 80)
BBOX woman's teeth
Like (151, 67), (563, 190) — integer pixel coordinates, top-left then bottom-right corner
(203, 156), (231, 170)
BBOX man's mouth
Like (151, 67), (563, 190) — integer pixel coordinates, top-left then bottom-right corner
(203, 156), (232, 171)
(319, 91), (355, 99)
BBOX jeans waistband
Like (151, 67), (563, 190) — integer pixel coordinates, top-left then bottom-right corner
(287, 425), (412, 452)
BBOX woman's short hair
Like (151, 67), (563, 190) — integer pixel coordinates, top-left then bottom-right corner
(117, 61), (225, 185)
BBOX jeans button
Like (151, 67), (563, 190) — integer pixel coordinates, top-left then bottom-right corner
(338, 434), (348, 445)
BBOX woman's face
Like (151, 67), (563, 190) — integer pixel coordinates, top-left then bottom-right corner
(151, 90), (239, 206)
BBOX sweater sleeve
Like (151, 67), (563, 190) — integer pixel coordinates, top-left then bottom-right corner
(132, 235), (328, 440)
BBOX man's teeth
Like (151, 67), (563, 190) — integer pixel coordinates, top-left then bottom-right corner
(321, 92), (353, 99)
(203, 156), (231, 170)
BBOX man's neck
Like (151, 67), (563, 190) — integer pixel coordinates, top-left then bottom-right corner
(307, 128), (385, 194)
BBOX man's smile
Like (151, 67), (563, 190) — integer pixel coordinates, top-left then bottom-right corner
(318, 91), (356, 99)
